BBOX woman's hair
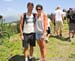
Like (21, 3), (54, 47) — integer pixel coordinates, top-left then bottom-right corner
(27, 2), (34, 7)
(36, 4), (43, 10)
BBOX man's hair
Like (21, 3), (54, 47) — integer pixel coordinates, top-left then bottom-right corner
(36, 4), (43, 10)
(55, 5), (61, 10)
(69, 8), (73, 10)
(27, 2), (34, 7)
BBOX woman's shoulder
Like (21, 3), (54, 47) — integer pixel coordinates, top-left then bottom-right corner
(42, 12), (47, 15)
(41, 13), (47, 18)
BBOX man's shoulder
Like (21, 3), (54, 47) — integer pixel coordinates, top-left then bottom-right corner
(23, 13), (36, 16)
(33, 13), (36, 14)
(32, 13), (36, 17)
(20, 13), (24, 18)
(55, 10), (62, 13)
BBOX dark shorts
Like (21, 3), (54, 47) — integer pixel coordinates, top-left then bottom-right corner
(47, 27), (51, 34)
(22, 33), (36, 48)
(69, 23), (75, 32)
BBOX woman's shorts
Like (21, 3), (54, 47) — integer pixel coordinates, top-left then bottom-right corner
(36, 33), (43, 40)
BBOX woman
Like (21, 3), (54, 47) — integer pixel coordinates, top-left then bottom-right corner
(35, 5), (48, 61)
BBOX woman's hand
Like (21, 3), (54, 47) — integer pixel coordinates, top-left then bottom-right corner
(41, 32), (47, 40)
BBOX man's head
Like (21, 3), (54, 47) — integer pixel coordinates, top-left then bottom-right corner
(69, 8), (73, 11)
(55, 5), (61, 10)
(27, 2), (34, 12)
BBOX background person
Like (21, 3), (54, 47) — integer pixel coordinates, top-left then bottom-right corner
(45, 18), (52, 43)
(66, 8), (75, 41)
(54, 6), (64, 37)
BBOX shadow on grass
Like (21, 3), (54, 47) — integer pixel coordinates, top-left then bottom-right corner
(8, 55), (39, 61)
(8, 55), (25, 61)
(50, 35), (67, 41)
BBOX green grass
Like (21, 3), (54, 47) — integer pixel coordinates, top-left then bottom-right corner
(0, 22), (75, 61)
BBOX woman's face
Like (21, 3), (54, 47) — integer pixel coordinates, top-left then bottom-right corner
(36, 7), (42, 14)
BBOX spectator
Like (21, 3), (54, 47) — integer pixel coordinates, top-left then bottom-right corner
(54, 6), (64, 37)
(46, 18), (52, 43)
(66, 8), (75, 41)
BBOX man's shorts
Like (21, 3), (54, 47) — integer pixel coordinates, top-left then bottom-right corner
(47, 27), (51, 34)
(55, 21), (63, 31)
(69, 23), (75, 32)
(22, 33), (36, 48)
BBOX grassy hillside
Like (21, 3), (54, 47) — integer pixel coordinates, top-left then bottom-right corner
(0, 21), (75, 61)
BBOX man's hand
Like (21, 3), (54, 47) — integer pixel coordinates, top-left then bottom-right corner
(20, 33), (24, 40)
(21, 35), (24, 40)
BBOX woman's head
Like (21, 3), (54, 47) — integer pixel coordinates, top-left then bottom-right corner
(36, 4), (43, 14)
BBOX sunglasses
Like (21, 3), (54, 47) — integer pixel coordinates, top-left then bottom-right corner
(37, 9), (42, 10)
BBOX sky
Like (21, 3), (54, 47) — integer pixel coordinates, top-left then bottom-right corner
(0, 0), (75, 16)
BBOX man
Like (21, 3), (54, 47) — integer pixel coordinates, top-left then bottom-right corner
(20, 2), (36, 61)
(54, 6), (64, 37)
(66, 8), (75, 41)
